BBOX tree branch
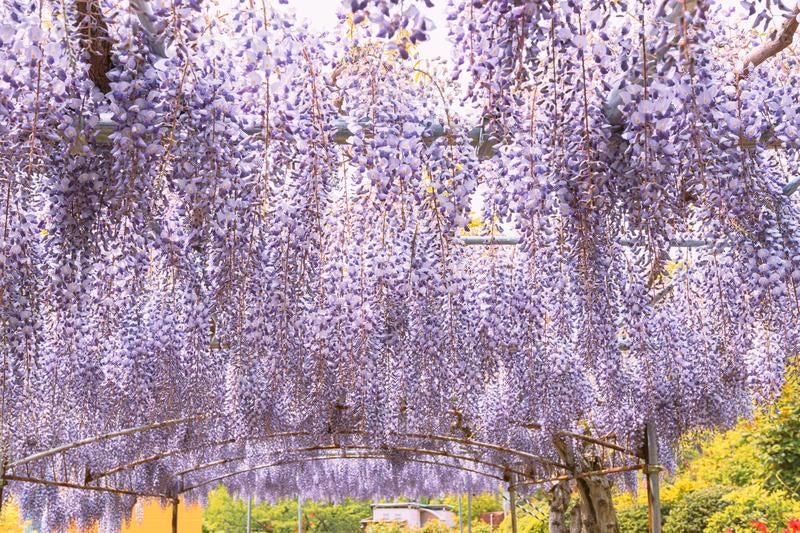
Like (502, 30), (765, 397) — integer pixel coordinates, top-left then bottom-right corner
(74, 0), (113, 93)
(737, 7), (800, 80)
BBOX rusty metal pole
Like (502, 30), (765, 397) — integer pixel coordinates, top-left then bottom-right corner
(0, 468), (5, 513)
(508, 478), (518, 533)
(458, 494), (463, 533)
(645, 422), (662, 533)
(0, 452), (6, 513)
(467, 478), (472, 533)
(171, 497), (179, 533)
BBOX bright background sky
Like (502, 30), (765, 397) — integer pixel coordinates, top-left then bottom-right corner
(275, 0), (453, 61)
(270, 0), (493, 226)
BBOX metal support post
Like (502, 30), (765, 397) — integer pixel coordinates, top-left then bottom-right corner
(171, 498), (179, 533)
(645, 422), (662, 533)
(0, 453), (6, 513)
(458, 493), (463, 533)
(246, 495), (252, 533)
(508, 478), (518, 533)
(297, 494), (303, 533)
(467, 478), (472, 533)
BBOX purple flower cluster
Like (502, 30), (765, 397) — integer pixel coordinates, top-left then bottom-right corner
(1, 0), (799, 529)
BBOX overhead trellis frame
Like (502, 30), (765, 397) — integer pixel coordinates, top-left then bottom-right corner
(0, 437), (656, 533)
(86, 443), (533, 483)
(6, 411), (647, 482)
(90, 118), (800, 201)
(7, 423), (569, 472)
(0, 414), (657, 533)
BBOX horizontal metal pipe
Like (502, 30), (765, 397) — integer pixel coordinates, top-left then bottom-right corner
(94, 119), (495, 155)
(512, 463), (645, 488)
(461, 235), (739, 249)
(460, 236), (520, 246)
(556, 431), (637, 457)
(9, 414), (210, 469)
(4, 475), (171, 500)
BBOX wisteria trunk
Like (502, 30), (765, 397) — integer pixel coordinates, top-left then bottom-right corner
(572, 474), (619, 533)
(548, 480), (571, 533)
(553, 437), (620, 533)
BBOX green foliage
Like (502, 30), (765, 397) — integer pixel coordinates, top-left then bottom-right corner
(0, 498), (29, 533)
(257, 500), (300, 532)
(202, 488), (510, 533)
(496, 514), (547, 533)
(368, 523), (405, 533)
(203, 486), (248, 532)
(495, 497), (548, 533)
(616, 485), (677, 533)
(703, 486), (800, 533)
(616, 503), (649, 533)
(419, 519), (451, 532)
(203, 486), (371, 533)
(609, 371), (800, 533)
(680, 425), (764, 489)
(303, 498), (372, 532)
(759, 377), (800, 499)
(439, 492), (502, 517)
(465, 519), (492, 533)
(663, 485), (731, 533)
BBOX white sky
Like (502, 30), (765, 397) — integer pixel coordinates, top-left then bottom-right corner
(275, 0), (453, 61)
(268, 1), (494, 224)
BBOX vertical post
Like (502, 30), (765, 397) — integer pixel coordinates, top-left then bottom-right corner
(458, 493), (463, 533)
(0, 454), (6, 513)
(246, 495), (252, 533)
(467, 478), (472, 533)
(508, 478), (518, 533)
(645, 422), (662, 533)
(171, 498), (178, 533)
(297, 494), (303, 533)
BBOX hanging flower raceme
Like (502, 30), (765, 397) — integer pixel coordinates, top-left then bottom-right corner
(1, 0), (799, 529)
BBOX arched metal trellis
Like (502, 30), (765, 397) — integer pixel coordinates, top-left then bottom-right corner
(0, 413), (662, 533)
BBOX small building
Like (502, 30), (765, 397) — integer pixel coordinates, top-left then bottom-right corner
(361, 502), (457, 531)
(479, 511), (506, 528)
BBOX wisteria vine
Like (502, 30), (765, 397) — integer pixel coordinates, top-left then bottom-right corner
(1, 0), (800, 529)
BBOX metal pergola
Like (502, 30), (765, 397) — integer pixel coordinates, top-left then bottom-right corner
(0, 412), (665, 533)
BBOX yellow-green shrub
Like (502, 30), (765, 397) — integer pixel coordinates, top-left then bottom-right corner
(496, 513), (547, 533)
(663, 485), (731, 533)
(703, 486), (800, 533)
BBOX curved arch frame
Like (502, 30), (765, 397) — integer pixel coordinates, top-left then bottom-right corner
(168, 443), (529, 480)
(10, 417), (567, 471)
(8, 414), (210, 469)
(179, 452), (507, 494)
(26, 427), (568, 488)
(6, 415), (647, 516)
(83, 439), (532, 490)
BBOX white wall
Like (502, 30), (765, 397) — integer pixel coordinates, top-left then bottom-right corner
(420, 509), (457, 528)
(373, 507), (422, 529)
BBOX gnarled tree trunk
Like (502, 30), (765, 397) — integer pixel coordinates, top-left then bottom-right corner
(551, 436), (620, 533)
(548, 479), (571, 533)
